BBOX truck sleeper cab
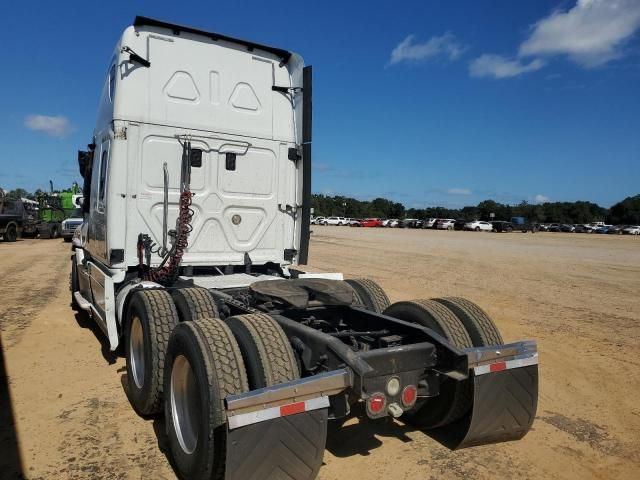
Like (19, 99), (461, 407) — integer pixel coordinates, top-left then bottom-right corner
(71, 17), (538, 480)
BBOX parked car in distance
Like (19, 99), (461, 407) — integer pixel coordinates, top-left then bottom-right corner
(422, 218), (437, 229)
(453, 219), (466, 231)
(465, 220), (493, 232)
(510, 216), (538, 233)
(537, 223), (550, 232)
(345, 218), (360, 226)
(311, 216), (325, 225)
(436, 219), (456, 230)
(387, 219), (399, 228)
(358, 218), (383, 227)
(573, 224), (591, 233)
(623, 225), (640, 235)
(547, 223), (561, 232)
(401, 218), (423, 228)
(593, 225), (612, 234)
(323, 216), (347, 226)
(607, 225), (624, 234)
(491, 221), (514, 233)
(560, 224), (575, 233)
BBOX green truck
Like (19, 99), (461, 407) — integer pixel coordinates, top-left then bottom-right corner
(21, 184), (83, 239)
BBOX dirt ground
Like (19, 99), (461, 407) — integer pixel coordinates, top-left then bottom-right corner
(1, 227), (639, 479)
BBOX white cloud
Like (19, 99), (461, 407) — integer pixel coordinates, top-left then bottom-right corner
(470, 0), (640, 79)
(469, 54), (545, 78)
(447, 188), (472, 195)
(519, 0), (640, 67)
(389, 33), (465, 65)
(534, 194), (551, 204)
(24, 115), (73, 137)
(313, 162), (332, 173)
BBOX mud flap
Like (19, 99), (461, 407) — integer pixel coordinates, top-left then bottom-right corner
(430, 363), (538, 449)
(224, 409), (328, 480)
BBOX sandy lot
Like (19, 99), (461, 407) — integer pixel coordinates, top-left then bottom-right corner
(1, 227), (639, 479)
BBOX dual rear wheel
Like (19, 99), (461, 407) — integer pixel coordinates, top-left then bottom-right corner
(124, 288), (325, 480)
(344, 278), (504, 429)
(123, 280), (503, 476)
(384, 296), (503, 428)
(125, 287), (220, 416)
(164, 314), (325, 480)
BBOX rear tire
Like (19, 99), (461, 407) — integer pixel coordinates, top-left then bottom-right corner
(4, 224), (17, 242)
(125, 289), (179, 415)
(345, 278), (391, 314)
(171, 287), (219, 322)
(224, 313), (327, 480)
(383, 300), (473, 428)
(225, 313), (299, 389)
(432, 297), (503, 346)
(164, 320), (249, 480)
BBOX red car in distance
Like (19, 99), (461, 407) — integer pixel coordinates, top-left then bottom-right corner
(358, 218), (383, 227)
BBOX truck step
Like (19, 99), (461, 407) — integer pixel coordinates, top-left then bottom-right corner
(73, 292), (92, 311)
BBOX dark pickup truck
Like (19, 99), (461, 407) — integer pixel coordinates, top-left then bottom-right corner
(492, 217), (539, 233)
(0, 197), (28, 242)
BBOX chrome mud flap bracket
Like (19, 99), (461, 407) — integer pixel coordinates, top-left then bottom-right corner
(432, 341), (539, 449)
(223, 369), (350, 480)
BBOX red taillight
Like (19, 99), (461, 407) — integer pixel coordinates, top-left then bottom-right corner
(401, 385), (417, 407)
(367, 393), (386, 415)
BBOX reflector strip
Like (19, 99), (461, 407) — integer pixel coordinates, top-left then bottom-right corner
(473, 353), (538, 376)
(280, 402), (305, 416)
(490, 362), (507, 373)
(227, 396), (329, 430)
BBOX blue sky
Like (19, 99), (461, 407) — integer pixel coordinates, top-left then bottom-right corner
(0, 0), (638, 208)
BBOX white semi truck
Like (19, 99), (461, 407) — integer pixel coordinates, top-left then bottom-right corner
(71, 17), (539, 480)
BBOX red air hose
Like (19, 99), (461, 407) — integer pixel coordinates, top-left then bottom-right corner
(138, 190), (194, 285)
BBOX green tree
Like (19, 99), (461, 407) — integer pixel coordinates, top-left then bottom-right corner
(8, 188), (29, 199)
(608, 195), (640, 224)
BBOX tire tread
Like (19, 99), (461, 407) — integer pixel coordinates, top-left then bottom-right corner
(433, 297), (503, 346)
(128, 289), (178, 415)
(226, 313), (298, 385)
(172, 287), (219, 322)
(383, 299), (473, 427)
(345, 278), (391, 313)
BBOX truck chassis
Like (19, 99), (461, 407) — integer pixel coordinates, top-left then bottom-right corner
(71, 253), (538, 479)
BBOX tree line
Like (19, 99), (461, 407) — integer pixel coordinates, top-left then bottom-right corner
(312, 194), (640, 225)
(4, 186), (639, 225)
(1, 187), (66, 200)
